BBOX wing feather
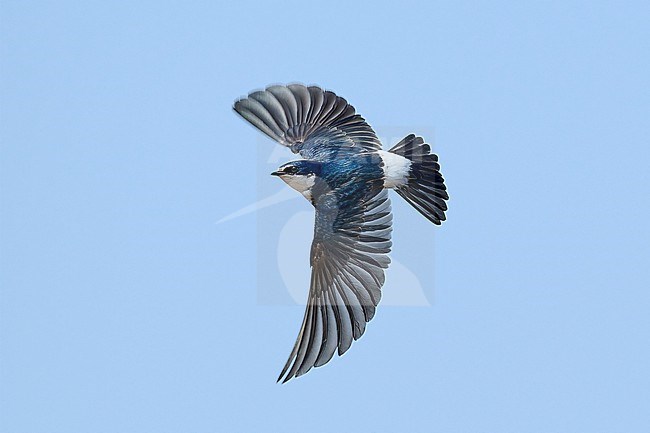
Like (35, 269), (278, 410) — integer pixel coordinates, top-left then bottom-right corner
(297, 298), (323, 377)
(278, 188), (392, 382)
(267, 85), (298, 126)
(248, 90), (289, 131)
(234, 84), (381, 158)
(315, 293), (338, 367)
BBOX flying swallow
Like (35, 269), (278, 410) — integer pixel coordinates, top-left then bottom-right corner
(233, 84), (448, 382)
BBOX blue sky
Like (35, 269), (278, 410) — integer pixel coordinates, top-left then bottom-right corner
(1, 1), (649, 432)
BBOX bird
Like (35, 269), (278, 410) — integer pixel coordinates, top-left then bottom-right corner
(233, 84), (448, 382)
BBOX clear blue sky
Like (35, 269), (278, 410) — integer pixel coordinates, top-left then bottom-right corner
(2, 1), (649, 432)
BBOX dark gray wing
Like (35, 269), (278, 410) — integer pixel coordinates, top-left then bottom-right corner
(278, 181), (392, 383)
(233, 84), (381, 159)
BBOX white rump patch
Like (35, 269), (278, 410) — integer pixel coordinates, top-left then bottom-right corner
(378, 150), (411, 188)
(280, 174), (316, 201)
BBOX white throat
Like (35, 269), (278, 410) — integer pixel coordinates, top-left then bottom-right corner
(280, 174), (316, 201)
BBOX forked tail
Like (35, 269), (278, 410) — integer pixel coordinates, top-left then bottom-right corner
(389, 134), (449, 225)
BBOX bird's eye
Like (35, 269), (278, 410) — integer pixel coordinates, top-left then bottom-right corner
(285, 166), (298, 175)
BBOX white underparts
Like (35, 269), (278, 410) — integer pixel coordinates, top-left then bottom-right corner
(280, 173), (316, 201)
(378, 150), (411, 188)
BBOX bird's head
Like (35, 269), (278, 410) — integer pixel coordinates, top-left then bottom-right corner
(271, 160), (322, 200)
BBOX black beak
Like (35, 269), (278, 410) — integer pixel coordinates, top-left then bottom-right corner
(271, 170), (282, 176)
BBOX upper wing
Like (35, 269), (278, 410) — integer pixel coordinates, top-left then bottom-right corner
(233, 84), (381, 159)
(278, 180), (392, 383)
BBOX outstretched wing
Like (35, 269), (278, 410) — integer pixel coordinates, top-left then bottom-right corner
(278, 180), (392, 383)
(233, 84), (381, 159)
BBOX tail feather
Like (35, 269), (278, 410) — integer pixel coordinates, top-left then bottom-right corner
(389, 134), (449, 225)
